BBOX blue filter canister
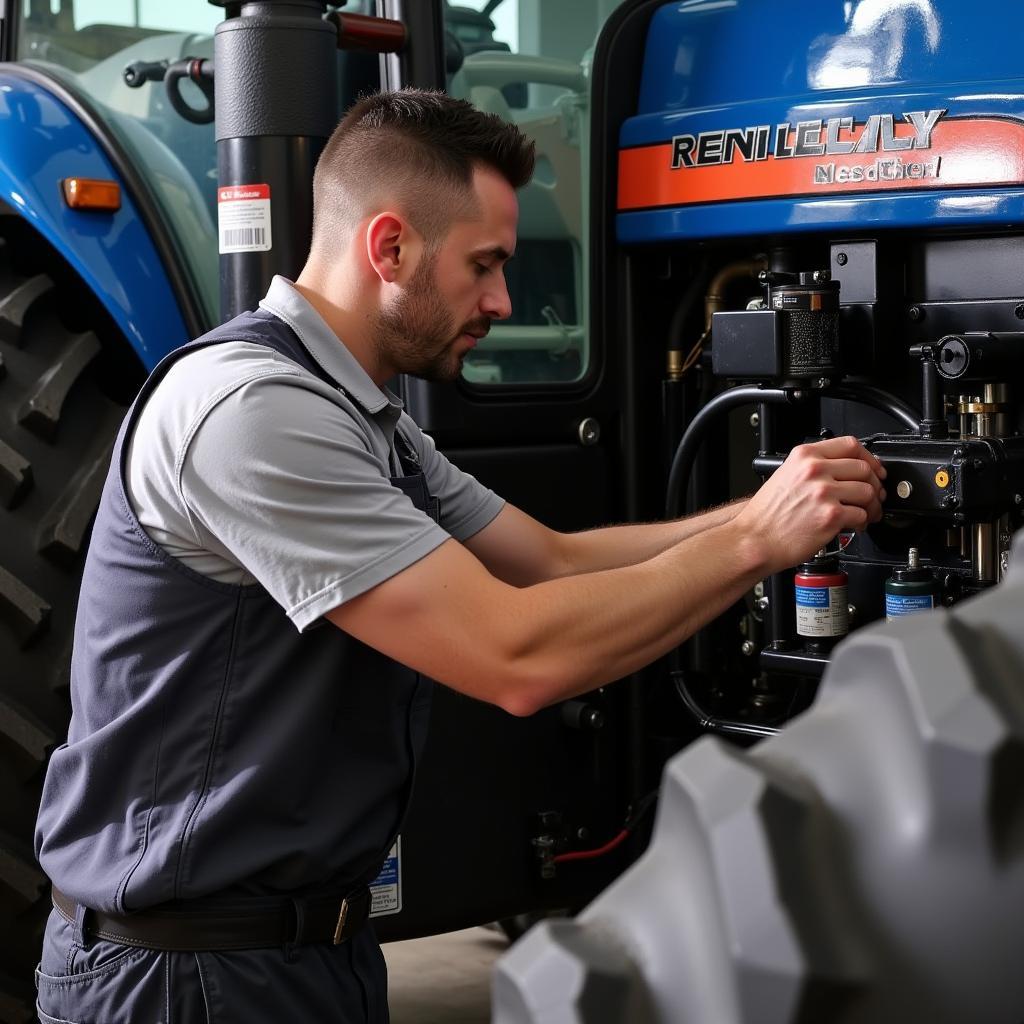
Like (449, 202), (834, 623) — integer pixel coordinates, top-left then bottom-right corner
(885, 547), (939, 621)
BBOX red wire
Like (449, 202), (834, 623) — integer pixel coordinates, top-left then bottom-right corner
(551, 828), (630, 864)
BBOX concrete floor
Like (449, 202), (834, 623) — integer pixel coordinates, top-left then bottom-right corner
(384, 927), (508, 1023)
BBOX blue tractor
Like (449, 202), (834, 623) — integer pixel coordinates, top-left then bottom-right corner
(5, 1), (1024, 1020)
(0, 1), (611, 1016)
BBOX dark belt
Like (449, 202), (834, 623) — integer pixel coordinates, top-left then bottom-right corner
(52, 884), (371, 952)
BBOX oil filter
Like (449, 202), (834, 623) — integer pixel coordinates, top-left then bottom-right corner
(795, 549), (849, 651)
(885, 547), (939, 620)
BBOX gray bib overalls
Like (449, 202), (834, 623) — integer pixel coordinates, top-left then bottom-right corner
(34, 310), (436, 1023)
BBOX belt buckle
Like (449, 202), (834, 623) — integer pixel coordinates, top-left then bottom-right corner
(332, 897), (350, 945)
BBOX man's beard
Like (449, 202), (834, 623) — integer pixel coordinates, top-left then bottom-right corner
(373, 252), (488, 382)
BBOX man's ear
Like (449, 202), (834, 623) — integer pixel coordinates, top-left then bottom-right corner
(366, 212), (418, 284)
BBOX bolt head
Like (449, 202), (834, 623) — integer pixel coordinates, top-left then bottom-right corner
(577, 417), (600, 447)
(741, 640), (756, 656)
(836, 252), (849, 266)
(908, 306), (923, 321)
(896, 480), (913, 499)
(749, 411), (760, 428)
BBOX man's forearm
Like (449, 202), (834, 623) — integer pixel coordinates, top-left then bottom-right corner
(554, 496), (749, 577)
(500, 516), (767, 714)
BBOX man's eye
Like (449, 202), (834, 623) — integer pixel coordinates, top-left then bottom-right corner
(474, 262), (490, 277)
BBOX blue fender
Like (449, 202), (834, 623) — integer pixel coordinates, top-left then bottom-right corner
(0, 67), (190, 370)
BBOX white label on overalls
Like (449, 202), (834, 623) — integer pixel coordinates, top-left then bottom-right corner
(217, 184), (272, 253)
(369, 837), (402, 917)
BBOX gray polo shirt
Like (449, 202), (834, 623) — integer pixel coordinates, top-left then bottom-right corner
(125, 276), (504, 631)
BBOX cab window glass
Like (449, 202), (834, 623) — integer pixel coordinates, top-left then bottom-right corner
(18, 0), (221, 68)
(446, 0), (623, 386)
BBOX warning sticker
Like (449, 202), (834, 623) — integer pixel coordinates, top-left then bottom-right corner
(369, 838), (402, 918)
(218, 184), (272, 253)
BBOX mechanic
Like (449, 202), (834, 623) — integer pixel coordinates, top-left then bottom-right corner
(33, 89), (886, 1023)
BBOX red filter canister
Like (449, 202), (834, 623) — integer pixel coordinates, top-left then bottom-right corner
(794, 550), (849, 647)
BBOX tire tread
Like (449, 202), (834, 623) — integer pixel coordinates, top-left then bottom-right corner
(0, 275), (52, 346)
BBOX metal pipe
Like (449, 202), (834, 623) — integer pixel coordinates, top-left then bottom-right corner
(325, 10), (406, 51)
(666, 267), (709, 379)
(973, 522), (997, 582)
(666, 386), (793, 518)
(959, 393), (973, 439)
(702, 258), (767, 334)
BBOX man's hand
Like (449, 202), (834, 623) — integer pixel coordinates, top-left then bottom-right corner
(732, 435), (886, 575)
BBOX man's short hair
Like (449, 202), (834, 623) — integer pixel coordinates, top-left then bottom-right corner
(310, 88), (535, 257)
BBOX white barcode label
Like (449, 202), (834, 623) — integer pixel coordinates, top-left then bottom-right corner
(218, 184), (272, 254)
(223, 227), (267, 248)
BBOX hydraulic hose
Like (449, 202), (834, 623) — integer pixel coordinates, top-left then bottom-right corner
(749, 383), (921, 478)
(671, 672), (779, 739)
(826, 383), (920, 433)
(665, 379), (916, 741)
(665, 384), (793, 740)
(666, 386), (793, 518)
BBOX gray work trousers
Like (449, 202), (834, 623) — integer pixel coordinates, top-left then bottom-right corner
(35, 908), (389, 1023)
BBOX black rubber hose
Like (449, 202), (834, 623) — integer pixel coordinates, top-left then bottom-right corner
(671, 672), (779, 739)
(666, 386), (792, 518)
(827, 383), (920, 433)
(166, 58), (215, 125)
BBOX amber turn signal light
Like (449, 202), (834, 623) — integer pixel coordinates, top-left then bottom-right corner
(61, 178), (121, 212)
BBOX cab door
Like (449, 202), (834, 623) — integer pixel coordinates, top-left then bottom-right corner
(371, 0), (643, 940)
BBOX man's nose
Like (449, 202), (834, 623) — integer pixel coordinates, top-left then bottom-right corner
(483, 272), (512, 321)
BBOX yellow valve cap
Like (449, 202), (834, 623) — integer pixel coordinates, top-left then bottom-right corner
(935, 469), (950, 488)
(61, 178), (121, 212)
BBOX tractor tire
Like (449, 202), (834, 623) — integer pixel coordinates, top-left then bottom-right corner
(0, 210), (142, 1023)
(494, 535), (1024, 1024)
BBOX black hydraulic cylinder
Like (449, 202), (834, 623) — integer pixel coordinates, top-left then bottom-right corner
(919, 357), (947, 438)
(215, 1), (339, 321)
